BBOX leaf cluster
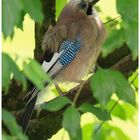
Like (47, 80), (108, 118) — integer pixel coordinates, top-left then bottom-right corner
(2, 0), (44, 38)
(103, 0), (138, 60)
(2, 0), (138, 140)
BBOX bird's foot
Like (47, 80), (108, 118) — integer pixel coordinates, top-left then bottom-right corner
(75, 80), (86, 85)
(54, 83), (64, 96)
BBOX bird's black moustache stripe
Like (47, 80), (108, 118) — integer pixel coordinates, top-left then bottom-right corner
(86, 4), (93, 15)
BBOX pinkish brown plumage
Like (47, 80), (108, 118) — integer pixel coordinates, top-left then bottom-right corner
(20, 0), (107, 133)
(42, 0), (106, 81)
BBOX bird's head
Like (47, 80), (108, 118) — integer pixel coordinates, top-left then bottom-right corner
(70, 0), (100, 15)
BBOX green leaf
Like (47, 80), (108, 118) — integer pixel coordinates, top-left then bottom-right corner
(103, 0), (138, 59)
(92, 124), (106, 140)
(106, 100), (127, 120)
(2, 134), (17, 140)
(16, 10), (25, 30)
(20, 0), (44, 24)
(62, 106), (82, 140)
(93, 123), (131, 140)
(121, 103), (136, 120)
(90, 69), (115, 106)
(2, 0), (24, 38)
(82, 124), (94, 140)
(79, 103), (111, 121)
(117, 0), (138, 22)
(23, 59), (51, 90)
(116, 0), (138, 59)
(2, 109), (28, 140)
(104, 16), (120, 31)
(56, 0), (67, 18)
(106, 126), (131, 140)
(113, 71), (136, 106)
(10, 61), (27, 91)
(102, 29), (125, 57)
(40, 96), (71, 111)
(2, 53), (27, 92)
(129, 70), (138, 91)
(90, 69), (135, 106)
(124, 21), (138, 59)
(2, 54), (11, 92)
(107, 100), (136, 120)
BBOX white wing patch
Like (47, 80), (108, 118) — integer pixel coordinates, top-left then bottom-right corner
(42, 52), (62, 72)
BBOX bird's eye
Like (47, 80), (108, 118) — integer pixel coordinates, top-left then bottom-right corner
(79, 2), (87, 9)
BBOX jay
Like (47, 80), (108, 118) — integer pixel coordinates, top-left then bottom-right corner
(20, 0), (106, 133)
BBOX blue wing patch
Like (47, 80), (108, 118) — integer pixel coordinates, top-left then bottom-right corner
(59, 39), (83, 66)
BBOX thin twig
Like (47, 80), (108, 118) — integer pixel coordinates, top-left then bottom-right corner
(94, 100), (119, 133)
(103, 16), (121, 24)
(130, 72), (138, 91)
(130, 72), (138, 85)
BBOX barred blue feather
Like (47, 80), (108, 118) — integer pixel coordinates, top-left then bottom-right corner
(59, 39), (83, 65)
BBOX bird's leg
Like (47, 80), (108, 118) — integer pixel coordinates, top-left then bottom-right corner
(68, 80), (87, 94)
(54, 82), (63, 96)
(75, 80), (85, 84)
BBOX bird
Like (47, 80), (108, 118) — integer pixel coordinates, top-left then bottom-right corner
(20, 0), (106, 134)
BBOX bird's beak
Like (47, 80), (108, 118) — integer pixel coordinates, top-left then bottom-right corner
(90, 0), (100, 5)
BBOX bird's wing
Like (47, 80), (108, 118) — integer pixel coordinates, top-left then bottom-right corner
(26, 36), (83, 104)
(42, 25), (67, 53)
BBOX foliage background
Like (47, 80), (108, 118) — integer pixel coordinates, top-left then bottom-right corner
(2, 0), (138, 140)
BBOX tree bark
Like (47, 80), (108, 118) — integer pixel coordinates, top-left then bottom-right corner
(34, 0), (56, 63)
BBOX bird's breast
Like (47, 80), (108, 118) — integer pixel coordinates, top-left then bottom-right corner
(56, 15), (106, 82)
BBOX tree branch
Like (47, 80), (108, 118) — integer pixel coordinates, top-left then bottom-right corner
(34, 0), (56, 63)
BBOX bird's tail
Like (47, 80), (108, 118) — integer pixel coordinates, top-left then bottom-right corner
(20, 94), (37, 134)
(20, 77), (54, 134)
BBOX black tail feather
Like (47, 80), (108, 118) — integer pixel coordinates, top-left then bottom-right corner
(20, 96), (37, 134)
(20, 61), (63, 134)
